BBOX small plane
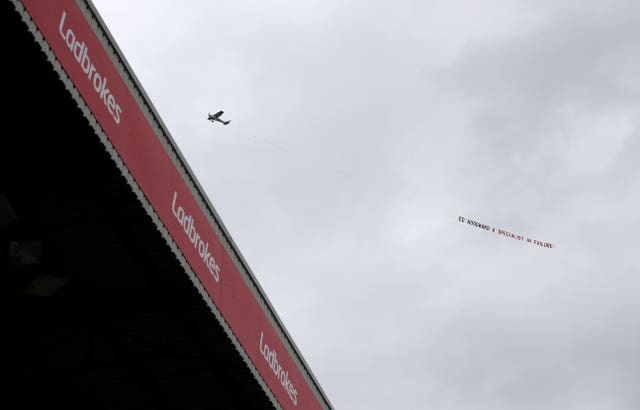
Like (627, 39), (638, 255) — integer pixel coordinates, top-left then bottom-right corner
(208, 111), (230, 125)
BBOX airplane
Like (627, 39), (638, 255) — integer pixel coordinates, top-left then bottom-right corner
(208, 111), (230, 125)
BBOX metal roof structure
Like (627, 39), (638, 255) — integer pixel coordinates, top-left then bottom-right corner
(2, 1), (333, 409)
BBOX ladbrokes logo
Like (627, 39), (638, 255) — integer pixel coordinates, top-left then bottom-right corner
(58, 11), (122, 124)
(172, 192), (221, 282)
(260, 331), (299, 406)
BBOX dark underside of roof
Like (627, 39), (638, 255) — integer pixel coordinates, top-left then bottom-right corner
(2, 3), (275, 409)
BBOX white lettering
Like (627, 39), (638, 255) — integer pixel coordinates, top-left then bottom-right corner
(260, 331), (299, 406)
(59, 11), (122, 124)
(172, 192), (220, 282)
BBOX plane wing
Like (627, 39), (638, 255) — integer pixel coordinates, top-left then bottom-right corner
(212, 110), (223, 118)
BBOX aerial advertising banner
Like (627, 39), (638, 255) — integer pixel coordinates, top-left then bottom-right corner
(459, 216), (554, 249)
(18, 1), (324, 408)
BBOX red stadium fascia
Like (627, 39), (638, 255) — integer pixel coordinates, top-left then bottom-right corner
(16, 1), (331, 408)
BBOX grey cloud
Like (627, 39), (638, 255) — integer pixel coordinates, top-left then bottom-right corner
(92, 1), (640, 409)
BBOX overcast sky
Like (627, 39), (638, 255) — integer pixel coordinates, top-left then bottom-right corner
(91, 1), (639, 409)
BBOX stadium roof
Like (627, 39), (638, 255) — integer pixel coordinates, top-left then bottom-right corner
(3, 1), (332, 409)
